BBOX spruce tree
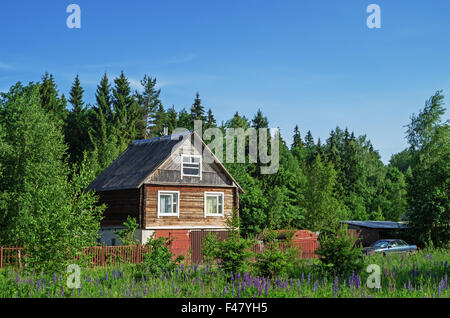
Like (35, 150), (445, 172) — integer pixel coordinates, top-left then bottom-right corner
(64, 75), (90, 165)
(292, 125), (303, 149)
(251, 109), (268, 129)
(95, 72), (113, 121)
(153, 104), (167, 136)
(68, 75), (84, 112)
(205, 108), (217, 129)
(112, 71), (140, 146)
(190, 92), (206, 122)
(166, 106), (178, 134)
(39, 72), (67, 124)
(135, 75), (162, 138)
(178, 108), (193, 130)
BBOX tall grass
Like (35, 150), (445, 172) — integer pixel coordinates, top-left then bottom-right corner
(0, 249), (448, 298)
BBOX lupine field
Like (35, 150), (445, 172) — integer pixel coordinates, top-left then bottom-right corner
(0, 249), (448, 298)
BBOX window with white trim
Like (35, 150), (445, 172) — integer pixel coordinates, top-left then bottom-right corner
(158, 191), (179, 217)
(181, 155), (202, 178)
(204, 192), (224, 216)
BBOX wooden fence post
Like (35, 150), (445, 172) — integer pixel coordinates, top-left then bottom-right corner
(0, 246), (3, 269)
(101, 246), (105, 266)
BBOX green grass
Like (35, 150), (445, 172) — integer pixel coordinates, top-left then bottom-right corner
(0, 248), (448, 298)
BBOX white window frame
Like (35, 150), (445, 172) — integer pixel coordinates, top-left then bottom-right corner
(181, 154), (202, 179)
(204, 192), (224, 217)
(157, 190), (180, 218)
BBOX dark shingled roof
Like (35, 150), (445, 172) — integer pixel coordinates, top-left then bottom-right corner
(87, 131), (190, 192)
(342, 220), (408, 230)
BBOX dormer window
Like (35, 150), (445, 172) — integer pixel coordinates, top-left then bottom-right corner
(181, 154), (202, 179)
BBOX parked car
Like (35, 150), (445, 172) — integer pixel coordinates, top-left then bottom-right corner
(363, 239), (417, 256)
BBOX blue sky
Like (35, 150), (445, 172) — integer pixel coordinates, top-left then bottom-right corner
(1, 0), (449, 163)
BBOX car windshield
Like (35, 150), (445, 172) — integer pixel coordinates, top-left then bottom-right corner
(372, 241), (389, 248)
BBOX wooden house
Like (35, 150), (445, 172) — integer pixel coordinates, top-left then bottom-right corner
(88, 130), (243, 253)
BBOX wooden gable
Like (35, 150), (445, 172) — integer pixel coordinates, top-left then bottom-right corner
(144, 133), (234, 187)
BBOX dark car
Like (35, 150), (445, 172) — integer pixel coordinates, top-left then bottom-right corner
(362, 239), (417, 256)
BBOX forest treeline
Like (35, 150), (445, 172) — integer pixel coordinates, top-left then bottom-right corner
(0, 72), (448, 251)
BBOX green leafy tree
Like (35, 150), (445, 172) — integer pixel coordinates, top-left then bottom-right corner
(0, 83), (103, 273)
(405, 91), (449, 247)
(301, 154), (342, 232)
(116, 216), (139, 245)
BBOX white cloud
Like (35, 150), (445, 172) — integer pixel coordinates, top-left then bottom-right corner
(0, 62), (14, 70)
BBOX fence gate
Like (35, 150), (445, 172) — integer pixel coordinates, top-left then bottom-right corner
(190, 230), (229, 264)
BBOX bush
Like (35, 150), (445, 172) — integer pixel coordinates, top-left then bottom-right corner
(316, 224), (363, 276)
(252, 229), (300, 278)
(201, 208), (254, 274)
(116, 216), (139, 246)
(137, 234), (184, 276)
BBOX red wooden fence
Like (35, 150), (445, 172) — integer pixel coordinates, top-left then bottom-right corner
(0, 230), (319, 269)
(0, 245), (154, 269)
(0, 246), (24, 269)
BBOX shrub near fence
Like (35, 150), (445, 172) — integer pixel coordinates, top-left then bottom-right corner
(251, 240), (319, 259)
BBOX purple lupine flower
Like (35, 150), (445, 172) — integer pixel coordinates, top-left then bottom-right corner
(355, 275), (361, 289)
(407, 280), (412, 293)
(301, 273), (304, 284)
(313, 281), (318, 293)
(307, 273), (311, 285)
(438, 281), (442, 297)
(444, 273), (448, 289)
(333, 276), (339, 297)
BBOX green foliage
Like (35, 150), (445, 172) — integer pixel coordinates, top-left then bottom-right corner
(252, 229), (300, 278)
(201, 232), (221, 265)
(300, 154), (341, 232)
(139, 235), (185, 275)
(316, 225), (363, 276)
(1, 248), (448, 298)
(116, 216), (139, 246)
(64, 75), (91, 166)
(405, 91), (449, 247)
(0, 83), (103, 273)
(201, 209), (254, 274)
